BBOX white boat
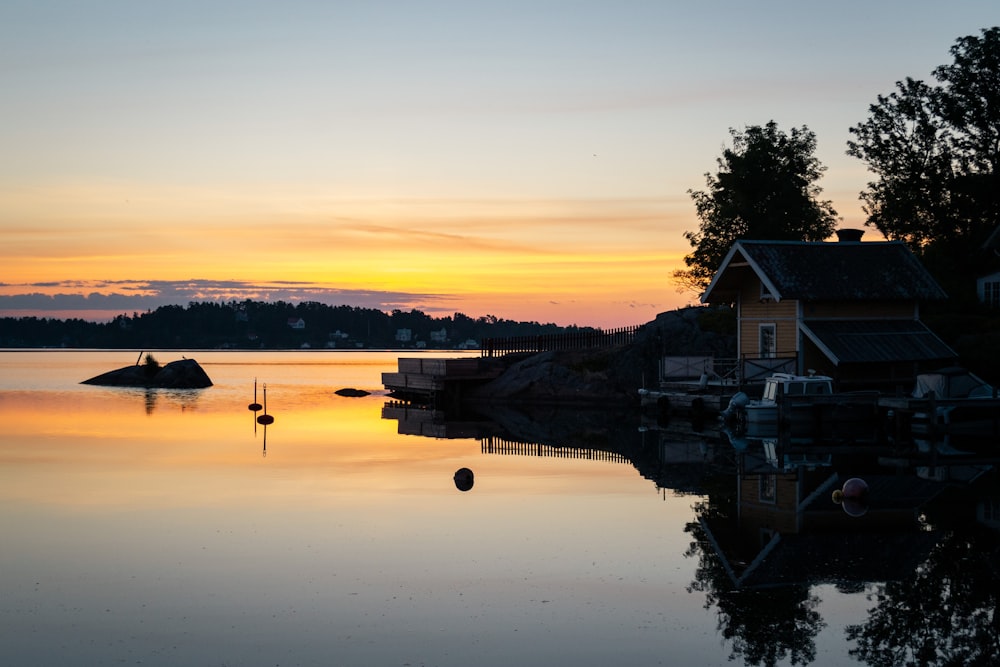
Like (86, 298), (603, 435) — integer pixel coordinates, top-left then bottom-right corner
(745, 372), (834, 428)
(722, 371), (890, 447)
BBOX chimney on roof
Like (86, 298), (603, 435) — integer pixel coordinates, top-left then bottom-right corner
(835, 228), (864, 243)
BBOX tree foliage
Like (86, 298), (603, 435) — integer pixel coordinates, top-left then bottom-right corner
(846, 525), (1000, 666)
(674, 121), (839, 294)
(0, 300), (591, 349)
(847, 27), (1000, 297)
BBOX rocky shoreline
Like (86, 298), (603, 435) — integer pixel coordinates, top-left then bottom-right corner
(465, 306), (736, 407)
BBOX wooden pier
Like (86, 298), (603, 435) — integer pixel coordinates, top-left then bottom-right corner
(758, 392), (1000, 448)
(381, 357), (503, 405)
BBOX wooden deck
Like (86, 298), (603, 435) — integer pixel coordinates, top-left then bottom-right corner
(381, 357), (504, 403)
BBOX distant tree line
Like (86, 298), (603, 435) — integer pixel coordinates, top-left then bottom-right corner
(0, 300), (599, 350)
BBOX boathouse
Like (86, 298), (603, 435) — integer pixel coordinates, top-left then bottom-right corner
(700, 230), (957, 391)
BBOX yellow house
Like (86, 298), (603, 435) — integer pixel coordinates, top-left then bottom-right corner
(700, 230), (957, 390)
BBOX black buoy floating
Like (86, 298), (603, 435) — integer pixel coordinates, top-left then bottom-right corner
(256, 383), (274, 426)
(248, 378), (262, 412)
(453, 467), (474, 492)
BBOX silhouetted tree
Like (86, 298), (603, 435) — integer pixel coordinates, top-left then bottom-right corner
(847, 27), (1000, 301)
(675, 121), (838, 294)
(0, 301), (594, 348)
(846, 525), (1000, 666)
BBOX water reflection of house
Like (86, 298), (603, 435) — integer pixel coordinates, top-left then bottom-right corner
(700, 449), (989, 589)
(701, 230), (957, 391)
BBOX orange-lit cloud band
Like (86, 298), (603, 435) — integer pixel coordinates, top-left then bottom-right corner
(1, 184), (696, 327)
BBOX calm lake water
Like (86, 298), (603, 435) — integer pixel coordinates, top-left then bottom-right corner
(1, 350), (998, 666)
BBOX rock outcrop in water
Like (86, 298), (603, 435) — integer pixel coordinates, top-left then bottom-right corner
(82, 358), (213, 389)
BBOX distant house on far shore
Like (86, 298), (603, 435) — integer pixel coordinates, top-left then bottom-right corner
(701, 229), (957, 391)
(287, 317), (305, 330)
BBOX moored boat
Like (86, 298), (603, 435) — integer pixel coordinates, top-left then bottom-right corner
(722, 373), (877, 441)
(910, 367), (999, 443)
(744, 372), (834, 434)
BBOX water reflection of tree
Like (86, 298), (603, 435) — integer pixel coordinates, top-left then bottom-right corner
(846, 525), (1000, 667)
(686, 499), (826, 666)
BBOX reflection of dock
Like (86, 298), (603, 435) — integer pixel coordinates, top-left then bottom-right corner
(482, 436), (631, 464)
(381, 401), (497, 439)
(878, 394), (1000, 442)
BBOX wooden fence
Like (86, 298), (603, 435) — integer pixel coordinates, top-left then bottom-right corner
(481, 325), (642, 358)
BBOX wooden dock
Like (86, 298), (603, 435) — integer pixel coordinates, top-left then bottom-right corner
(381, 357), (503, 404)
(766, 392), (1000, 445)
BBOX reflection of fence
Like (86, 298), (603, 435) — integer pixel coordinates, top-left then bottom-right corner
(481, 326), (641, 358)
(481, 436), (631, 464)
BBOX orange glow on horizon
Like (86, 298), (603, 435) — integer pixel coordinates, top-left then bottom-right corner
(1, 182), (696, 327)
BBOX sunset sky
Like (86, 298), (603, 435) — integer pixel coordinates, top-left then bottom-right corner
(2, 2), (996, 328)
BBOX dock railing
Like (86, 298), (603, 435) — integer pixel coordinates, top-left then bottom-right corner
(481, 325), (642, 358)
(741, 355), (796, 383)
(657, 354), (794, 386)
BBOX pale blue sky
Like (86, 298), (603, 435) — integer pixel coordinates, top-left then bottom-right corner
(1, 1), (997, 326)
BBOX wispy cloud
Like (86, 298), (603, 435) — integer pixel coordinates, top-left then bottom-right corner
(0, 279), (457, 320)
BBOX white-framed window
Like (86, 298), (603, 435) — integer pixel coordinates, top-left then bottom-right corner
(985, 281), (1000, 308)
(759, 475), (776, 503)
(759, 323), (776, 359)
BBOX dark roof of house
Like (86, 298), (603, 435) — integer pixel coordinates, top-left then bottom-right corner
(801, 319), (957, 365)
(984, 225), (1000, 251)
(702, 240), (949, 303)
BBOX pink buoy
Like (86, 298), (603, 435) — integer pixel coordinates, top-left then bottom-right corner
(841, 477), (868, 499)
(832, 477), (869, 517)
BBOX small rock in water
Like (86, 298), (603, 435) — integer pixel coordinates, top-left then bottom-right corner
(335, 387), (370, 397)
